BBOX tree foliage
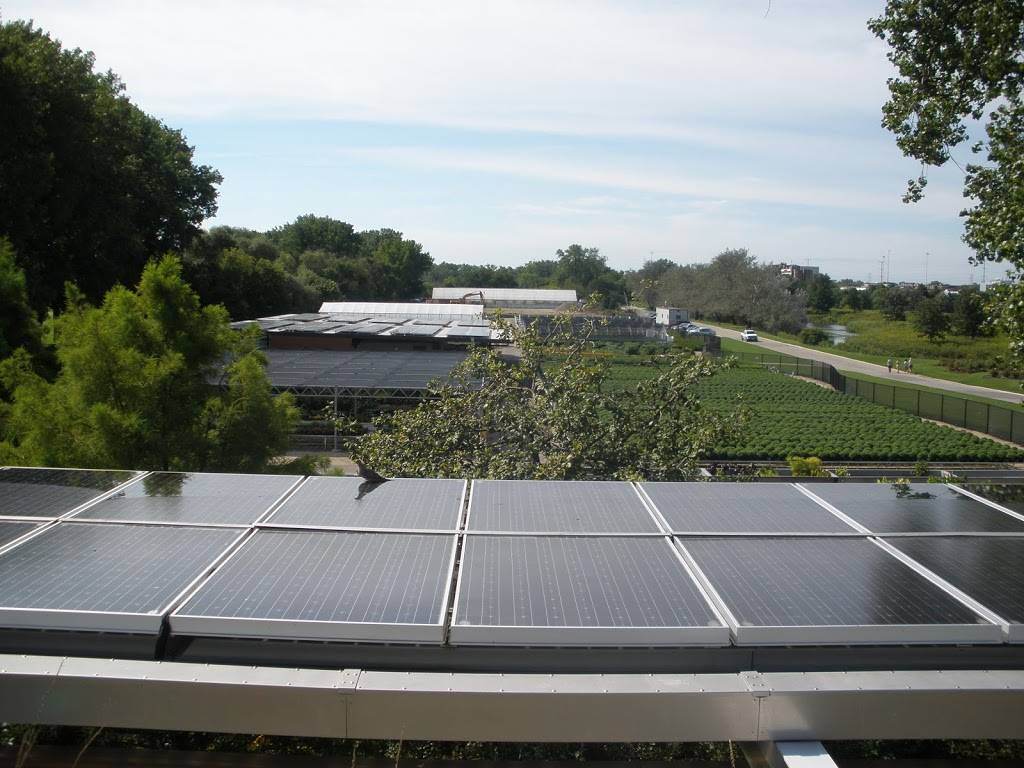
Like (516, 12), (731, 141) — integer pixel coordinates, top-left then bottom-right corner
(912, 294), (950, 341)
(0, 256), (297, 471)
(0, 20), (221, 310)
(869, 1), (1024, 357)
(352, 316), (743, 480)
(0, 238), (44, 362)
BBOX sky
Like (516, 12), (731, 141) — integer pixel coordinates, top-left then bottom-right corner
(5, 0), (995, 283)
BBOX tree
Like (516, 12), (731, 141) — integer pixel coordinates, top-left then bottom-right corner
(806, 274), (838, 313)
(869, 2), (1024, 354)
(182, 247), (318, 318)
(951, 287), (988, 337)
(0, 20), (221, 310)
(876, 286), (910, 321)
(0, 255), (297, 471)
(270, 214), (360, 259)
(0, 238), (44, 361)
(553, 245), (627, 307)
(352, 315), (743, 480)
(912, 295), (950, 341)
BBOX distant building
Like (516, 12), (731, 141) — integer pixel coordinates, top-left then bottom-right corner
(655, 307), (688, 326)
(431, 287), (578, 309)
(779, 263), (820, 280)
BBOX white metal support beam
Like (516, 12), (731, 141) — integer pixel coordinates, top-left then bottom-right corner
(1, 656), (1024, 742)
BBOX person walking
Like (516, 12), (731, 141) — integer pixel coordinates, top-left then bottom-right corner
(887, 357), (893, 373)
(906, 357), (913, 374)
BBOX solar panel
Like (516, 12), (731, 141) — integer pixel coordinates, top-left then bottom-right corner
(0, 467), (139, 519)
(957, 484), (1024, 516)
(70, 472), (301, 526)
(0, 522), (241, 633)
(468, 480), (660, 533)
(450, 536), (728, 646)
(803, 482), (1024, 533)
(264, 477), (464, 530)
(886, 537), (1024, 641)
(678, 537), (1000, 645)
(173, 530), (456, 643)
(0, 521), (39, 550)
(640, 482), (856, 533)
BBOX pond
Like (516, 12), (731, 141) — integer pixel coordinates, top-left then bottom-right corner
(806, 323), (854, 345)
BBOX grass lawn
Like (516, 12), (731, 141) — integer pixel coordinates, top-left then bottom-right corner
(710, 312), (1024, 395)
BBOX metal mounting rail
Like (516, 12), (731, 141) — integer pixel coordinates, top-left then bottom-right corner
(1, 655), (1024, 742)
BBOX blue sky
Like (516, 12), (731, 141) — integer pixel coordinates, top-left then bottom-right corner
(7, 0), (994, 283)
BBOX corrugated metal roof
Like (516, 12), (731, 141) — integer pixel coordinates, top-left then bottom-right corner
(432, 287), (578, 303)
(319, 302), (484, 319)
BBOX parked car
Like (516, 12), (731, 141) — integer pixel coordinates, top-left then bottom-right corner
(672, 322), (693, 332)
(687, 326), (715, 337)
(740, 329), (758, 342)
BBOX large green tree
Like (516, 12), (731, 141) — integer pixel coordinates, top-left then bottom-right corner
(353, 315), (743, 480)
(869, 2), (1024, 355)
(0, 256), (297, 471)
(0, 20), (221, 310)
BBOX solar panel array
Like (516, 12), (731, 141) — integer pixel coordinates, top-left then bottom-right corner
(0, 471), (1022, 650)
(262, 350), (469, 391)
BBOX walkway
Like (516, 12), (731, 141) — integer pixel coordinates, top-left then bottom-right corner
(704, 324), (1024, 406)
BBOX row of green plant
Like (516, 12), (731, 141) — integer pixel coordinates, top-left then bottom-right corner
(606, 363), (1022, 462)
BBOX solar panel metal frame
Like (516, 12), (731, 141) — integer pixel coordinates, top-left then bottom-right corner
(448, 534), (731, 647)
(171, 530), (460, 644)
(0, 466), (148, 522)
(65, 471), (305, 528)
(0, 522), (248, 634)
(636, 482), (860, 535)
(673, 536), (1003, 646)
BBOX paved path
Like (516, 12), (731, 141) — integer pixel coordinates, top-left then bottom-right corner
(704, 324), (1024, 406)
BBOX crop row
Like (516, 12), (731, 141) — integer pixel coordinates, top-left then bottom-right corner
(606, 363), (1023, 462)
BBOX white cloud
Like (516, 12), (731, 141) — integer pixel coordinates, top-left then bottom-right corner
(8, 0), (892, 140)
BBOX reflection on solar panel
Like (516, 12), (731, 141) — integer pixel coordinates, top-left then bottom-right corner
(71, 472), (300, 526)
(173, 530), (455, 643)
(0, 467), (138, 519)
(451, 536), (727, 645)
(285, 313), (329, 322)
(0, 523), (240, 632)
(679, 537), (999, 645)
(804, 482), (1024, 533)
(0, 521), (38, 549)
(887, 537), (1024, 640)
(958, 484), (1024, 516)
(641, 482), (855, 533)
(468, 480), (660, 533)
(266, 477), (464, 529)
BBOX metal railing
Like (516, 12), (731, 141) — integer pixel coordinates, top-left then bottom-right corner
(727, 351), (1024, 446)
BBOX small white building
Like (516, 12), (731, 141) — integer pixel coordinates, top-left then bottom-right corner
(655, 307), (688, 326)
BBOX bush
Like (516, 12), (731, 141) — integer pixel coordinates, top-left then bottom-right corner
(799, 328), (830, 345)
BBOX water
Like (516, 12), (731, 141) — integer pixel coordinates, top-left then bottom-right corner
(807, 323), (854, 345)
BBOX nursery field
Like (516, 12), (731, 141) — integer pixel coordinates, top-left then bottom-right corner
(606, 361), (1024, 462)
